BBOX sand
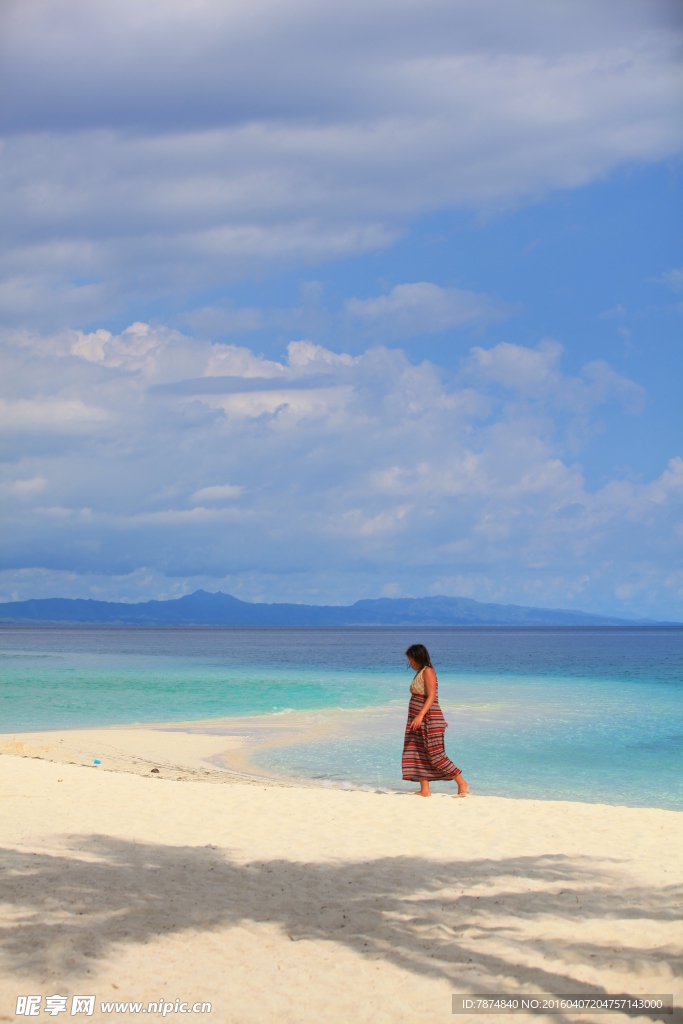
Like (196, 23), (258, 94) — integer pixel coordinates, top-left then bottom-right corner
(0, 723), (681, 1024)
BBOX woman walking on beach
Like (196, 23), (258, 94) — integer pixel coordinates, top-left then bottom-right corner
(402, 644), (469, 797)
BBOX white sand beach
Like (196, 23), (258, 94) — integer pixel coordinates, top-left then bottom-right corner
(1, 724), (681, 1024)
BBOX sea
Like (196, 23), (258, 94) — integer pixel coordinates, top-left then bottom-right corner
(1, 626), (681, 809)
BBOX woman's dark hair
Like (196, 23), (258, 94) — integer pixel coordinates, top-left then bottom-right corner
(405, 644), (432, 668)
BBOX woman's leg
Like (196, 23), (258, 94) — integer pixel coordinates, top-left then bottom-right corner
(453, 769), (469, 796)
(414, 779), (431, 796)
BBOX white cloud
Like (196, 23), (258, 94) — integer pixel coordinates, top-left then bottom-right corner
(0, 476), (47, 498)
(286, 340), (355, 371)
(196, 384), (352, 424)
(660, 267), (683, 292)
(70, 322), (189, 377)
(347, 282), (511, 337)
(69, 329), (113, 363)
(191, 484), (244, 503)
(1, 322), (680, 617)
(204, 343), (285, 379)
(467, 339), (563, 393)
(0, 397), (108, 432)
(643, 456), (683, 506)
(118, 507), (245, 526)
(579, 360), (647, 415)
(465, 339), (647, 414)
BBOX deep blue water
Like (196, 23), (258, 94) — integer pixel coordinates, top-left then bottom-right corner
(1, 626), (681, 809)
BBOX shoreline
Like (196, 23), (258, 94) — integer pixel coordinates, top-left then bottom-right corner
(1, 706), (431, 793)
(0, 711), (401, 790)
(0, 714), (679, 812)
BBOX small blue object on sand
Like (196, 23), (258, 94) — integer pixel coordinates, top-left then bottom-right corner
(94, 758), (101, 765)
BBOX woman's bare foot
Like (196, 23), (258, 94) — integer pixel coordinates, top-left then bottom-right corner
(454, 774), (469, 797)
(414, 780), (431, 797)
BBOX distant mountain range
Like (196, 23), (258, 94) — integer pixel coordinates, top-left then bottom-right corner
(0, 590), (677, 626)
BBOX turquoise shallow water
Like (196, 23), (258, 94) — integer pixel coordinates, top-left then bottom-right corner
(1, 626), (681, 809)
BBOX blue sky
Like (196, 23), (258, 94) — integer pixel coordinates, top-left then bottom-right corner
(0, 0), (681, 617)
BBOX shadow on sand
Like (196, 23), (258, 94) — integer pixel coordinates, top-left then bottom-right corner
(1, 839), (679, 1019)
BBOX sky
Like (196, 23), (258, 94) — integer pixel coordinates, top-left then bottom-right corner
(0, 0), (682, 618)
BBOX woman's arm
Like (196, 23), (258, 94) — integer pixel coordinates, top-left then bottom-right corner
(410, 667), (437, 730)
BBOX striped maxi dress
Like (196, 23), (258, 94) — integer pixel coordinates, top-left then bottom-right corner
(402, 667), (461, 781)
